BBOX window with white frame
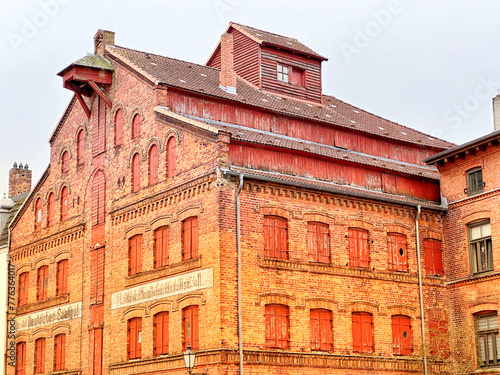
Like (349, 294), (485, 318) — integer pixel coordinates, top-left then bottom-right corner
(469, 221), (493, 274)
(277, 64), (289, 83)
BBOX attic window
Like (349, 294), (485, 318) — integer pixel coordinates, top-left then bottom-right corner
(277, 64), (289, 83)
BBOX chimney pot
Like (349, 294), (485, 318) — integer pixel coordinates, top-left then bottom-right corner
(9, 162), (32, 198)
(219, 33), (237, 94)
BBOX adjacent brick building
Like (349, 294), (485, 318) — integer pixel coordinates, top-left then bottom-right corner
(7, 23), (460, 375)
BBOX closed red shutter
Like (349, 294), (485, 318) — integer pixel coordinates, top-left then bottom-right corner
(349, 228), (369, 268)
(56, 259), (68, 295)
(353, 312), (373, 353)
(61, 151), (69, 173)
(433, 241), (444, 276)
(352, 313), (361, 352)
(154, 227), (169, 268)
(308, 222), (330, 263)
(16, 341), (26, 375)
(263, 216), (288, 259)
(183, 217), (198, 260)
(54, 334), (66, 371)
(132, 114), (141, 139)
(92, 171), (106, 226)
(392, 315), (412, 355)
(90, 328), (103, 375)
(310, 309), (320, 350)
(129, 235), (143, 275)
(93, 98), (106, 155)
(192, 305), (200, 350)
(35, 198), (42, 230)
(37, 266), (48, 301)
(34, 338), (45, 373)
(424, 239), (443, 276)
(311, 309), (332, 351)
(128, 317), (142, 359)
(114, 109), (123, 146)
(149, 145), (159, 186)
(388, 233), (408, 271)
(18, 272), (29, 307)
(90, 248), (105, 305)
(307, 223), (318, 262)
(183, 306), (199, 350)
(77, 130), (85, 165)
(265, 304), (289, 349)
(154, 312), (169, 355)
(47, 193), (55, 226)
(291, 68), (304, 86)
(60, 187), (69, 221)
(132, 153), (141, 193)
(167, 137), (176, 178)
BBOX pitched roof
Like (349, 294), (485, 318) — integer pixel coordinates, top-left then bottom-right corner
(49, 95), (77, 145)
(0, 193), (28, 247)
(106, 46), (454, 150)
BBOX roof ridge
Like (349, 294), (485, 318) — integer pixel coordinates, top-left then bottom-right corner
(230, 22), (300, 42)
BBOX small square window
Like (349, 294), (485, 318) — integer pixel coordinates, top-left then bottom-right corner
(277, 64), (289, 83)
(466, 168), (484, 196)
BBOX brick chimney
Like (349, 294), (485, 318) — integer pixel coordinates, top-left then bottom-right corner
(94, 29), (115, 55)
(493, 93), (500, 132)
(9, 163), (32, 198)
(219, 33), (237, 94)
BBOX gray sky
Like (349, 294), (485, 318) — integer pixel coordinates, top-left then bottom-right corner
(2, 0), (500, 196)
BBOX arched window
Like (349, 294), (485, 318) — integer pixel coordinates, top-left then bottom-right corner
(18, 272), (29, 307)
(352, 312), (373, 353)
(114, 109), (124, 146)
(35, 198), (42, 231)
(60, 187), (69, 221)
(37, 266), (48, 301)
(263, 216), (288, 259)
(47, 192), (55, 226)
(92, 171), (105, 226)
(132, 153), (141, 193)
(132, 114), (141, 139)
(307, 222), (330, 263)
(154, 226), (169, 268)
(167, 137), (176, 178)
(149, 144), (159, 186)
(61, 151), (69, 173)
(310, 309), (332, 351)
(182, 217), (198, 260)
(77, 129), (85, 165)
(129, 234), (143, 275)
(348, 228), (369, 268)
(265, 304), (289, 349)
(56, 259), (68, 295)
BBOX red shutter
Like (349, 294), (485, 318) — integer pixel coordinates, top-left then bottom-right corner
(191, 217), (198, 258)
(310, 309), (320, 350)
(277, 305), (289, 349)
(47, 193), (55, 226)
(183, 218), (198, 260)
(132, 114), (141, 139)
(359, 230), (369, 267)
(77, 130), (85, 165)
(149, 145), (159, 186)
(35, 198), (42, 230)
(265, 305), (274, 348)
(54, 334), (66, 371)
(397, 235), (408, 272)
(425, 239), (443, 276)
(90, 328), (103, 375)
(361, 313), (373, 353)
(167, 137), (176, 178)
(183, 306), (199, 350)
(392, 315), (412, 355)
(307, 223), (318, 262)
(291, 68), (304, 86)
(61, 151), (69, 173)
(37, 266), (48, 301)
(90, 248), (105, 305)
(388, 233), (407, 271)
(154, 312), (169, 355)
(16, 342), (26, 375)
(129, 235), (143, 275)
(60, 187), (69, 221)
(57, 259), (68, 295)
(349, 228), (369, 268)
(433, 241), (444, 276)
(132, 153), (141, 193)
(18, 272), (28, 307)
(264, 217), (288, 259)
(128, 318), (142, 359)
(154, 227), (169, 268)
(192, 305), (199, 350)
(34, 338), (45, 373)
(115, 109), (123, 146)
(93, 98), (106, 155)
(308, 223), (330, 263)
(320, 310), (332, 351)
(92, 171), (106, 226)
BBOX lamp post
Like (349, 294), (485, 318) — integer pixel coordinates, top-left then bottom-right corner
(183, 344), (207, 375)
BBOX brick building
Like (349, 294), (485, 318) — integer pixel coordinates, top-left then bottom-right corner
(7, 23), (457, 375)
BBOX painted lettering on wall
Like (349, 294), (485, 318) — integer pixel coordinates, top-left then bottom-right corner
(16, 302), (82, 331)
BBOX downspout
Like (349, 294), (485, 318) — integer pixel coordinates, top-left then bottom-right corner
(236, 174), (244, 375)
(415, 205), (428, 375)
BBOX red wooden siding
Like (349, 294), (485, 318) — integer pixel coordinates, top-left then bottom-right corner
(182, 217), (198, 260)
(352, 312), (373, 353)
(183, 305), (199, 350)
(128, 317), (142, 359)
(61, 151), (69, 173)
(91, 171), (105, 226)
(35, 198), (42, 230)
(388, 233), (408, 272)
(154, 226), (169, 268)
(37, 265), (48, 301)
(56, 259), (68, 295)
(429, 318), (450, 358)
(392, 315), (412, 355)
(129, 234), (143, 275)
(54, 333), (66, 371)
(154, 312), (169, 356)
(92, 97), (106, 156)
(16, 341), (26, 375)
(18, 272), (28, 307)
(310, 309), (332, 351)
(132, 114), (141, 139)
(149, 144), (159, 185)
(265, 304), (289, 349)
(132, 153), (141, 193)
(47, 192), (55, 226)
(264, 216), (288, 259)
(114, 108), (124, 146)
(60, 186), (69, 221)
(349, 228), (369, 268)
(167, 137), (176, 178)
(424, 239), (444, 276)
(77, 129), (85, 164)
(307, 222), (330, 263)
(89, 328), (103, 375)
(34, 337), (46, 374)
(90, 247), (105, 305)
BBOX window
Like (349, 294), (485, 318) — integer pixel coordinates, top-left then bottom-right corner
(352, 312), (373, 353)
(348, 228), (369, 268)
(92, 97), (106, 156)
(154, 312), (169, 356)
(37, 266), (48, 301)
(128, 317), (142, 360)
(35, 198), (42, 231)
(54, 333), (66, 371)
(132, 114), (141, 139)
(167, 137), (176, 178)
(263, 216), (288, 259)
(429, 318), (450, 358)
(47, 192), (55, 226)
(56, 259), (68, 295)
(90, 247), (105, 305)
(310, 309), (332, 351)
(77, 129), (85, 165)
(183, 305), (199, 350)
(388, 233), (408, 272)
(114, 109), (124, 146)
(277, 63), (289, 83)
(392, 315), (412, 355)
(424, 239), (444, 276)
(132, 153), (141, 193)
(470, 221), (493, 274)
(265, 304), (289, 349)
(18, 272), (29, 307)
(182, 217), (198, 261)
(467, 167), (484, 196)
(90, 328), (103, 375)
(154, 226), (169, 268)
(149, 144), (159, 186)
(307, 222), (330, 263)
(290, 67), (305, 86)
(15, 341), (26, 375)
(34, 337), (46, 374)
(476, 313), (500, 367)
(129, 235), (143, 275)
(61, 151), (69, 173)
(92, 171), (105, 226)
(60, 186), (69, 221)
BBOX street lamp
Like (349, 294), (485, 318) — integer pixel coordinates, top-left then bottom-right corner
(183, 345), (207, 375)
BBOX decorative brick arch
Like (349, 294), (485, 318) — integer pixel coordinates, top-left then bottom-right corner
(51, 323), (71, 336)
(58, 181), (72, 196)
(121, 306), (148, 323)
(127, 146), (145, 167)
(387, 304), (418, 318)
(150, 214), (174, 232)
(257, 204), (295, 220)
(34, 255), (51, 269)
(148, 300), (174, 316)
(303, 212), (336, 226)
(53, 250), (72, 263)
(255, 292), (296, 307)
(111, 101), (126, 119)
(175, 293), (205, 312)
(124, 224), (147, 239)
(463, 210), (491, 225)
(304, 297), (338, 311)
(146, 136), (163, 153)
(31, 328), (50, 341)
(347, 301), (379, 314)
(421, 228), (442, 241)
(175, 204), (204, 223)
(58, 145), (73, 161)
(470, 302), (498, 315)
(345, 218), (374, 232)
(164, 129), (181, 145)
(383, 223), (413, 236)
(16, 262), (32, 275)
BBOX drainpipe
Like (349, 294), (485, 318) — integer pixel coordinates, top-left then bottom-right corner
(236, 174), (244, 374)
(415, 205), (428, 375)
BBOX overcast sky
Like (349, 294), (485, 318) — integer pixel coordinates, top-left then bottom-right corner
(1, 0), (500, 196)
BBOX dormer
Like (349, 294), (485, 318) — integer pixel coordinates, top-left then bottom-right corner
(207, 22), (327, 104)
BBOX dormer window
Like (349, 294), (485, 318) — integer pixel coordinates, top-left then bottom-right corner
(466, 167), (484, 196)
(277, 63), (305, 87)
(277, 64), (289, 83)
